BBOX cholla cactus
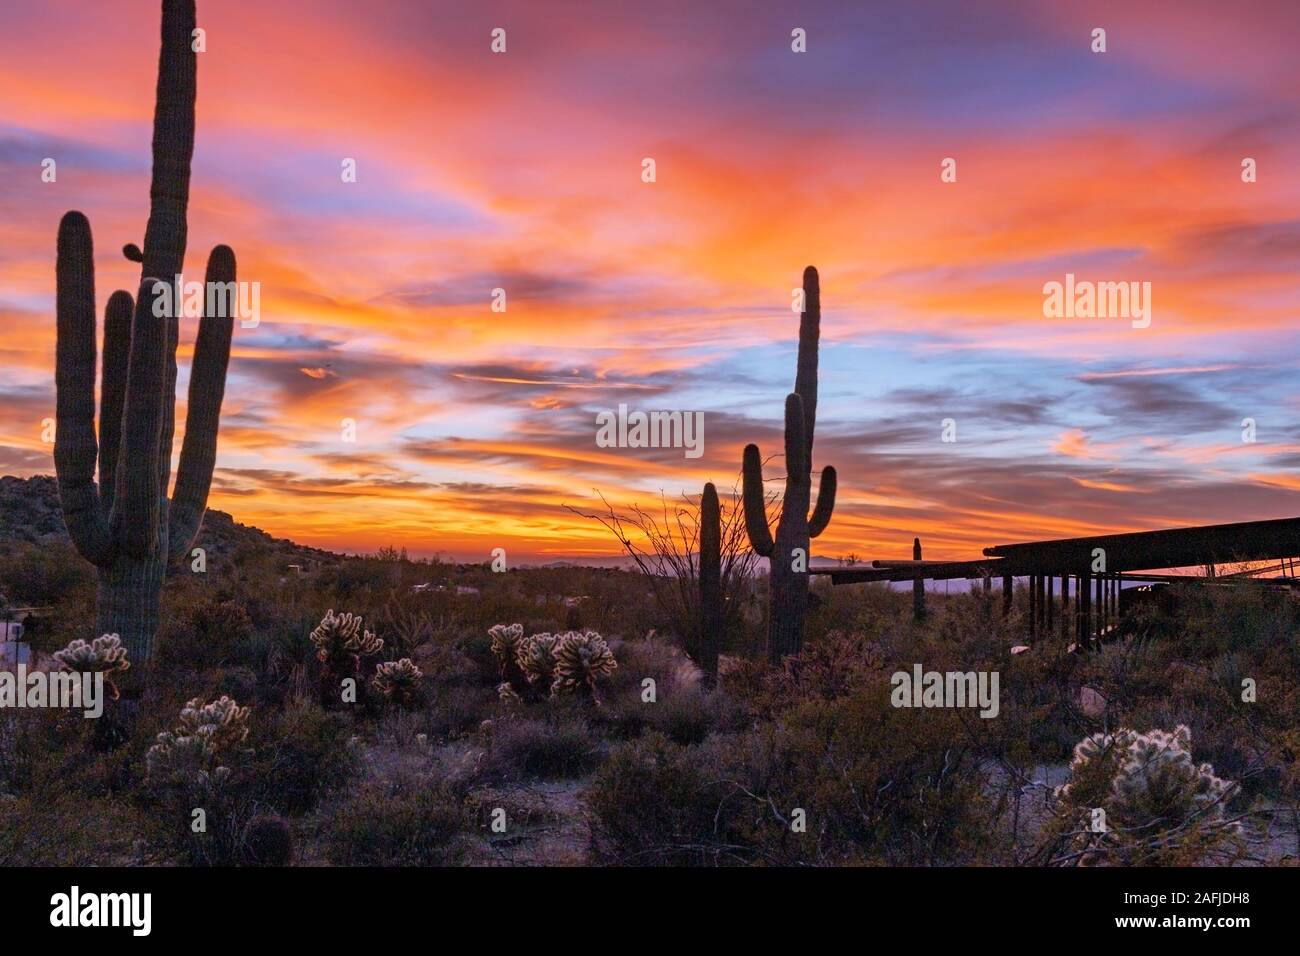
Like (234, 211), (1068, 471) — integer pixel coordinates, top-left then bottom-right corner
(177, 695), (250, 752)
(551, 630), (617, 701)
(53, 633), (131, 698)
(311, 609), (382, 666)
(1052, 724), (1239, 865)
(516, 632), (561, 689)
(497, 682), (522, 705)
(53, 633), (130, 675)
(371, 657), (424, 709)
(488, 623), (524, 674)
(146, 695), (250, 786)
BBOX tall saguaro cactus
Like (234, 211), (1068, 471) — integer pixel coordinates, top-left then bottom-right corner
(54, 0), (234, 671)
(697, 482), (723, 688)
(742, 266), (838, 660)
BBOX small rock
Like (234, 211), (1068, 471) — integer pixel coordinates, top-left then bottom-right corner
(1080, 686), (1107, 718)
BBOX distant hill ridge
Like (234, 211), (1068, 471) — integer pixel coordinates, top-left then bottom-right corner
(0, 474), (332, 565)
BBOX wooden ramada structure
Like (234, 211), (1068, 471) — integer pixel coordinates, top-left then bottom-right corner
(813, 516), (1300, 646)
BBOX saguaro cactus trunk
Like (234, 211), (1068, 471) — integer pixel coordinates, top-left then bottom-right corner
(742, 267), (838, 661)
(697, 482), (723, 688)
(53, 0), (234, 673)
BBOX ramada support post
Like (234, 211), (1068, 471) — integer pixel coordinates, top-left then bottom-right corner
(1029, 574), (1038, 641)
(912, 537), (925, 622)
(1040, 574), (1050, 634)
(1060, 574), (1070, 639)
(1078, 570), (1092, 648)
(1095, 575), (1104, 638)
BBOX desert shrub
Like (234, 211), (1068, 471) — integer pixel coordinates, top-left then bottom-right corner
(1079, 635), (1172, 707)
(642, 686), (742, 745)
(246, 699), (356, 814)
(586, 732), (723, 865)
(482, 714), (603, 780)
(241, 814), (293, 866)
(1175, 585), (1299, 659)
(1042, 724), (1243, 865)
(325, 775), (468, 865)
(718, 629), (884, 721)
(590, 684), (997, 865)
(605, 633), (699, 696)
(155, 597), (256, 673)
(425, 683), (497, 739)
(0, 541), (93, 609)
(0, 790), (157, 865)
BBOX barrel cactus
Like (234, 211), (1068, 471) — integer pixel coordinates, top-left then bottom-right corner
(53, 0), (234, 673)
(742, 267), (837, 660)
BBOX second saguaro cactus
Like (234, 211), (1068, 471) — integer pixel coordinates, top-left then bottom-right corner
(742, 266), (837, 660)
(697, 482), (723, 688)
(54, 0), (234, 671)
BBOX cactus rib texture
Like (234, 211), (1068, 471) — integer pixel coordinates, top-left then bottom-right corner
(52, 0), (233, 670)
(741, 266), (838, 660)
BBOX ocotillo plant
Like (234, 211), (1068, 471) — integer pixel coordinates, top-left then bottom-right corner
(742, 266), (837, 660)
(54, 0), (234, 672)
(697, 482), (723, 688)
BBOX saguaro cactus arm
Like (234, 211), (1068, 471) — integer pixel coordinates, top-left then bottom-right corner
(111, 281), (168, 560)
(808, 465), (837, 538)
(98, 290), (134, 515)
(742, 444), (774, 557)
(169, 245), (236, 560)
(782, 393), (808, 489)
(54, 213), (113, 566)
(794, 265), (820, 454)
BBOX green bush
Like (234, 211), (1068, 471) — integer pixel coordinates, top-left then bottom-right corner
(325, 776), (467, 865)
(483, 714), (603, 780)
(246, 699), (356, 814)
(590, 682), (999, 866)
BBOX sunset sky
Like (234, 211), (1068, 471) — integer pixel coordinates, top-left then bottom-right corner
(2, 0), (1299, 563)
